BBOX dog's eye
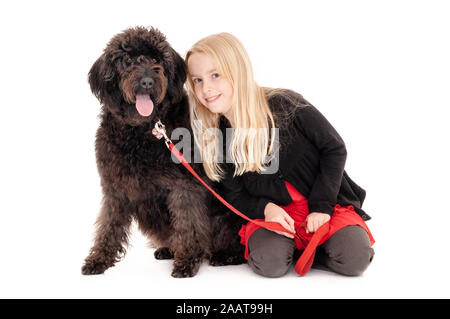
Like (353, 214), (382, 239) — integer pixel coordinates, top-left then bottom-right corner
(122, 56), (132, 69)
(137, 55), (147, 64)
(152, 67), (162, 74)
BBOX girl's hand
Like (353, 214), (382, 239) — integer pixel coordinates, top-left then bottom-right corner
(306, 212), (330, 233)
(264, 202), (296, 239)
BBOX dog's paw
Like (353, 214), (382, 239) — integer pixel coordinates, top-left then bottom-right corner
(209, 251), (246, 266)
(81, 260), (108, 275)
(171, 259), (201, 278)
(154, 247), (174, 260)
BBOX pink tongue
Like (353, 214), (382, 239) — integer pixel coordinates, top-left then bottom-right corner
(135, 94), (154, 117)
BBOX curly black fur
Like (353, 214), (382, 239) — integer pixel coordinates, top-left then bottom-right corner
(82, 27), (244, 278)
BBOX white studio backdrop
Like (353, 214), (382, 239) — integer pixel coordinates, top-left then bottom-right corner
(0, 0), (449, 298)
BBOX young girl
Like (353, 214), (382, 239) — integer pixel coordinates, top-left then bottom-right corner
(185, 33), (375, 277)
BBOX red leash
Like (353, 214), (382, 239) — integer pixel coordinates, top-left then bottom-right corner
(294, 222), (329, 276)
(153, 120), (329, 276)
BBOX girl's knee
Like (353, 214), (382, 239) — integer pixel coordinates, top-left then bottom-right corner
(247, 228), (296, 278)
(329, 247), (374, 276)
(321, 225), (375, 276)
(248, 247), (292, 277)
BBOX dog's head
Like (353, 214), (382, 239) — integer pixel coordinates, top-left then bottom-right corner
(88, 27), (186, 125)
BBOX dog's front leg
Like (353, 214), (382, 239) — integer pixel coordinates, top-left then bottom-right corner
(167, 189), (210, 278)
(82, 197), (132, 275)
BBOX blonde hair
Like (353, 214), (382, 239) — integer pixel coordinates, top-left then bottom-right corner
(186, 32), (281, 182)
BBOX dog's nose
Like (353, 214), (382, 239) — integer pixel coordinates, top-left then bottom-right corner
(140, 77), (154, 89)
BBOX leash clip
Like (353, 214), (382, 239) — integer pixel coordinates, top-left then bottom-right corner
(154, 120), (172, 148)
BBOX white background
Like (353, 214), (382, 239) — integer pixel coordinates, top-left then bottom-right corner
(1, 0), (449, 299)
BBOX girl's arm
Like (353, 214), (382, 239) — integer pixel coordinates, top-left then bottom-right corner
(220, 163), (295, 237)
(220, 163), (272, 220)
(293, 103), (347, 216)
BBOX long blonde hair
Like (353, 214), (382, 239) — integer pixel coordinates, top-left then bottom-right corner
(186, 33), (280, 182)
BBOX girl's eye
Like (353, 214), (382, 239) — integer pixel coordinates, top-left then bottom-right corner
(212, 73), (220, 79)
(193, 78), (202, 84)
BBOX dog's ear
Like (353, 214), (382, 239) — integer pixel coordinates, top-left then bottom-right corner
(88, 55), (115, 103)
(166, 48), (187, 104)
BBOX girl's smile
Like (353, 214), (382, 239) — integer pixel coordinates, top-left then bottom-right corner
(205, 93), (221, 103)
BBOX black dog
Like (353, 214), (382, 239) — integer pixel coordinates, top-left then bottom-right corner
(82, 27), (244, 278)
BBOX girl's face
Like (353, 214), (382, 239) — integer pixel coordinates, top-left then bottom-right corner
(188, 52), (234, 122)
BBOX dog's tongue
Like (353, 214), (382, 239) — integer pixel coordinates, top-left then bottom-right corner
(135, 94), (154, 117)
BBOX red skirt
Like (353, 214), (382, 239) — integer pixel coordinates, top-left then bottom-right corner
(238, 180), (375, 275)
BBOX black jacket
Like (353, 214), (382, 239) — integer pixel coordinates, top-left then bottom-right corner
(215, 89), (371, 221)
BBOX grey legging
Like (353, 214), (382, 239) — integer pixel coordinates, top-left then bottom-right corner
(247, 225), (374, 277)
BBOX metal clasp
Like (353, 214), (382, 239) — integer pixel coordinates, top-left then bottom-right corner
(154, 120), (172, 148)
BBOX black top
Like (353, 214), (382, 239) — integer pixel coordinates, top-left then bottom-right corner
(215, 89), (371, 221)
